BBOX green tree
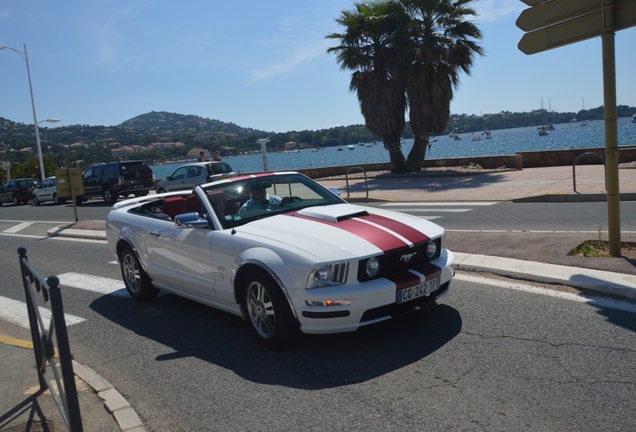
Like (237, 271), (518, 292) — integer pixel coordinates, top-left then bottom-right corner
(327, 0), (483, 172)
(327, 1), (411, 172)
(402, 0), (484, 170)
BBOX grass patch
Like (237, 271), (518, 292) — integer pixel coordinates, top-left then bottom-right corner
(570, 241), (636, 258)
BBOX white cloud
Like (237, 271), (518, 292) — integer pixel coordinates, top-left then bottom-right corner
(473, 0), (525, 24)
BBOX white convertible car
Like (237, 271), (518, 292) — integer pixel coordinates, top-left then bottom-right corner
(106, 172), (455, 347)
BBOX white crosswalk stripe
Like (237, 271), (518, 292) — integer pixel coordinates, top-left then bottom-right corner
(0, 273), (128, 330)
(57, 272), (126, 295)
(0, 296), (86, 329)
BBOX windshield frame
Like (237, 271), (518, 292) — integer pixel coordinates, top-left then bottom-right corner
(200, 173), (345, 229)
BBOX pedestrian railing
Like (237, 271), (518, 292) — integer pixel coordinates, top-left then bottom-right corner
(18, 247), (83, 432)
(345, 166), (369, 200)
(572, 152), (606, 193)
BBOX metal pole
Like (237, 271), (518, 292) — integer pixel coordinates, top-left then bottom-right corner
(23, 44), (47, 182)
(601, 1), (621, 257)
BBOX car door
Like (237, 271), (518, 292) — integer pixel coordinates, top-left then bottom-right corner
(0, 182), (10, 203)
(166, 166), (188, 191)
(144, 217), (217, 300)
(82, 166), (102, 196)
(184, 165), (203, 190)
(37, 179), (53, 201)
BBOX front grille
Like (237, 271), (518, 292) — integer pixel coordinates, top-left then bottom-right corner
(357, 239), (440, 282)
(330, 262), (349, 284)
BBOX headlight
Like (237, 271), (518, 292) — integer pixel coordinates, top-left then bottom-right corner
(365, 257), (380, 277)
(307, 262), (349, 289)
(426, 240), (439, 259)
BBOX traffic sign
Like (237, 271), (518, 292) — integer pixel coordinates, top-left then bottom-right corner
(517, 0), (600, 32)
(518, 0), (636, 54)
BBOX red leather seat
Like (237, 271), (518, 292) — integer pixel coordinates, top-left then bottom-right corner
(162, 196), (186, 220)
(185, 194), (202, 214)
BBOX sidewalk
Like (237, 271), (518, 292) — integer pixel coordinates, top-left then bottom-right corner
(4, 164), (635, 432)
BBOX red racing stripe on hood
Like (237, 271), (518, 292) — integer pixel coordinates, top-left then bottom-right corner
(287, 212), (408, 252)
(361, 213), (430, 245)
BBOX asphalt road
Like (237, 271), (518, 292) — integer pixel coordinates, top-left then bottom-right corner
(1, 202), (635, 431)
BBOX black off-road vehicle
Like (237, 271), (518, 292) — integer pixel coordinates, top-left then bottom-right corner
(78, 160), (154, 205)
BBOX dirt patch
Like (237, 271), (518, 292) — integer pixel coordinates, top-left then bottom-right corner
(569, 241), (636, 259)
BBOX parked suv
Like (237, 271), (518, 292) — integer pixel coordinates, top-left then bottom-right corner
(0, 178), (40, 206)
(78, 160), (154, 205)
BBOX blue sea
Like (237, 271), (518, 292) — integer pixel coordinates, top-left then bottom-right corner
(151, 117), (636, 178)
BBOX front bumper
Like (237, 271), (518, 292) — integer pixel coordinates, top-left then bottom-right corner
(293, 249), (455, 334)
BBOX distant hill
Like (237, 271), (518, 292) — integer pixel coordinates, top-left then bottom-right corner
(119, 111), (265, 138)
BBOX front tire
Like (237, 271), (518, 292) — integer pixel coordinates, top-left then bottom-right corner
(157, 187), (166, 194)
(34, 196), (41, 206)
(13, 195), (20, 206)
(119, 246), (159, 301)
(244, 269), (298, 348)
(103, 186), (117, 205)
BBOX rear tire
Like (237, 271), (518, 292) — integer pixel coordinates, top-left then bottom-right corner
(119, 246), (159, 301)
(244, 269), (299, 348)
(53, 194), (62, 205)
(13, 195), (20, 206)
(103, 186), (117, 205)
(157, 188), (166, 194)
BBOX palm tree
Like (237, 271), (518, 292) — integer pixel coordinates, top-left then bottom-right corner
(401, 0), (484, 170)
(326, 1), (411, 172)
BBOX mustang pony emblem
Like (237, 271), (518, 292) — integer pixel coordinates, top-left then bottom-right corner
(400, 251), (417, 263)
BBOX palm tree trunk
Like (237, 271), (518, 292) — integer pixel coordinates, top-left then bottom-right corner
(406, 135), (429, 171)
(384, 132), (408, 172)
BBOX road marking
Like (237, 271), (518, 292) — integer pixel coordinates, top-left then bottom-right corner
(0, 296), (86, 329)
(3, 222), (34, 233)
(380, 202), (497, 206)
(407, 208), (472, 213)
(454, 273), (636, 313)
(57, 272), (126, 295)
(448, 229), (636, 234)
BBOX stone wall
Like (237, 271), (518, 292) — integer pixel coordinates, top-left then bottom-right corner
(296, 146), (636, 179)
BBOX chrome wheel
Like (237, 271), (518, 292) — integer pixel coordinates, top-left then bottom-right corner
(243, 269), (298, 347)
(246, 281), (276, 339)
(119, 247), (158, 301)
(122, 252), (141, 295)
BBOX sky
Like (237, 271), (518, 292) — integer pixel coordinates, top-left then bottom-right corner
(1, 0), (635, 133)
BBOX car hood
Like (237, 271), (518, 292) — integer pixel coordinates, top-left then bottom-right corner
(235, 204), (444, 262)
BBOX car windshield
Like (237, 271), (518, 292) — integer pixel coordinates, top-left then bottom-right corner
(201, 173), (344, 229)
(208, 162), (233, 175)
(19, 179), (39, 187)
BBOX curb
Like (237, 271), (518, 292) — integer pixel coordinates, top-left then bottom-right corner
(47, 226), (107, 240)
(72, 361), (146, 431)
(454, 252), (636, 300)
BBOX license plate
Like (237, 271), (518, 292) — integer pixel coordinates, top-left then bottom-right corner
(396, 277), (440, 304)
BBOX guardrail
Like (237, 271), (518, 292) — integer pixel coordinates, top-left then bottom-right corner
(18, 247), (83, 432)
(572, 152), (606, 193)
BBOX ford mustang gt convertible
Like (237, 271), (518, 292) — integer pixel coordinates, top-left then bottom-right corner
(106, 172), (455, 347)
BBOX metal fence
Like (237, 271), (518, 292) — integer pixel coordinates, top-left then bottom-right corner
(18, 247), (83, 432)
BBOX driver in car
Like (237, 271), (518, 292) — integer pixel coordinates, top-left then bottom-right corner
(239, 180), (283, 212)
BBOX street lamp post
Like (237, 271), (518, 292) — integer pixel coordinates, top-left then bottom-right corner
(0, 43), (51, 181)
(257, 138), (270, 171)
